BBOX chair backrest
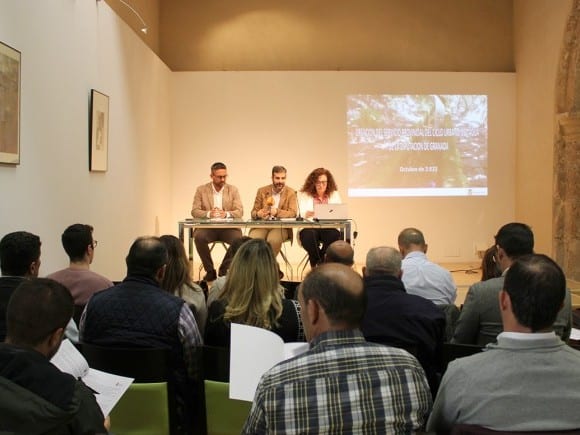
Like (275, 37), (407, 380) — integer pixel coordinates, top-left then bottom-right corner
(204, 380), (252, 435)
(439, 342), (484, 373)
(79, 343), (178, 434)
(280, 280), (300, 300)
(110, 382), (171, 435)
(452, 424), (580, 434)
(438, 303), (460, 342)
(202, 345), (230, 382)
(72, 304), (85, 326)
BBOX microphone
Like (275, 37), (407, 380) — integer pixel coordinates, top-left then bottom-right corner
(295, 190), (304, 221)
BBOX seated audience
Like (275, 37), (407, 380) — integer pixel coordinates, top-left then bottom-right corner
(298, 168), (343, 267)
(398, 227), (457, 305)
(81, 236), (202, 434)
(428, 254), (580, 433)
(324, 239), (355, 266)
(453, 222), (572, 344)
(159, 234), (207, 334)
(0, 231), (80, 343)
(0, 278), (107, 433)
(243, 264), (431, 434)
(205, 238), (304, 347)
(360, 246), (445, 394)
(207, 236), (252, 306)
(47, 223), (113, 305)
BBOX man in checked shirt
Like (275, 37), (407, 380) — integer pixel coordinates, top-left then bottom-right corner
(243, 263), (432, 434)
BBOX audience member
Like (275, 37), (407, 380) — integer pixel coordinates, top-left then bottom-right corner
(206, 236), (252, 306)
(191, 162), (243, 281)
(428, 254), (580, 433)
(298, 167), (342, 267)
(81, 236), (202, 434)
(324, 240), (355, 266)
(243, 264), (431, 434)
(0, 231), (80, 343)
(249, 165), (297, 257)
(159, 234), (207, 335)
(398, 227), (457, 305)
(47, 223), (113, 305)
(480, 244), (501, 281)
(0, 278), (107, 433)
(205, 238), (304, 347)
(453, 223), (572, 344)
(360, 246), (445, 394)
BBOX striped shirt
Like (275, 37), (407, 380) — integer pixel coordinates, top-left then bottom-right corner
(242, 329), (431, 434)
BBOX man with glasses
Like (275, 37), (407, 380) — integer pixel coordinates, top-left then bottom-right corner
(191, 162), (243, 281)
(47, 224), (113, 305)
(452, 222), (572, 345)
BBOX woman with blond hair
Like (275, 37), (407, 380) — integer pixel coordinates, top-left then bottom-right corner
(205, 238), (304, 347)
(159, 235), (207, 334)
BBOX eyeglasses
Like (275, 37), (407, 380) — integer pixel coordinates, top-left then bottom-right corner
(315, 180), (328, 185)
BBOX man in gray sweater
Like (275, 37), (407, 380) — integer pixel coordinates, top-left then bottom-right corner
(428, 253), (580, 433)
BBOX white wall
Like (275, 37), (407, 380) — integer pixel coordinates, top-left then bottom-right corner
(170, 72), (516, 266)
(0, 1), (173, 280)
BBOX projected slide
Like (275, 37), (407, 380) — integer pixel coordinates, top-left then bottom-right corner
(347, 95), (488, 197)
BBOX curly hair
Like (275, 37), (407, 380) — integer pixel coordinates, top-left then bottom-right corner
(300, 167), (338, 197)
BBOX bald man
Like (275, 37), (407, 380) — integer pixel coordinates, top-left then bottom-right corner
(243, 264), (431, 434)
(324, 240), (355, 266)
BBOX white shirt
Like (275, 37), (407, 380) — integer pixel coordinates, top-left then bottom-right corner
(401, 251), (457, 305)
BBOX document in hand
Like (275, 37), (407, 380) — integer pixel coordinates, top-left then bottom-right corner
(50, 339), (134, 416)
(229, 323), (309, 402)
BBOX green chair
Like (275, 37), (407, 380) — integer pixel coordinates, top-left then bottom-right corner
(110, 382), (170, 435)
(80, 343), (178, 434)
(204, 380), (252, 435)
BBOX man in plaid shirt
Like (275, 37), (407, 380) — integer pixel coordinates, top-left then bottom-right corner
(243, 263), (432, 434)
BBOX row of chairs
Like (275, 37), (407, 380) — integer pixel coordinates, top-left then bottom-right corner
(78, 343), (250, 435)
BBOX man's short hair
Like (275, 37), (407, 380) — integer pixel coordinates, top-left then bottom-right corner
(365, 247), (402, 277)
(504, 254), (566, 331)
(271, 165), (286, 175)
(301, 264), (366, 328)
(6, 278), (73, 346)
(211, 162), (227, 172)
(494, 222), (534, 258)
(61, 224), (94, 262)
(125, 236), (168, 278)
(325, 241), (354, 266)
(0, 231), (41, 276)
(397, 227), (426, 248)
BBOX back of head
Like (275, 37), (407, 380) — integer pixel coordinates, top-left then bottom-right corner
(365, 246), (402, 278)
(61, 224), (93, 262)
(219, 236), (252, 276)
(325, 240), (354, 266)
(494, 222), (534, 258)
(222, 238), (282, 329)
(301, 263), (365, 329)
(0, 231), (41, 276)
(125, 236), (168, 279)
(159, 234), (191, 293)
(6, 278), (73, 347)
(481, 245), (501, 281)
(397, 227), (426, 250)
(503, 254), (566, 332)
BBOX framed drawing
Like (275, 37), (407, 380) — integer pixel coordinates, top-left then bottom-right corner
(89, 89), (109, 172)
(0, 41), (21, 165)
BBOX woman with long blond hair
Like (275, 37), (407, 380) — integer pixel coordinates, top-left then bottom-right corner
(205, 238), (304, 347)
(159, 235), (207, 334)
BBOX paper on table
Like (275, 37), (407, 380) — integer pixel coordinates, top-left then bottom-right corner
(51, 340), (134, 416)
(570, 328), (580, 341)
(229, 323), (308, 402)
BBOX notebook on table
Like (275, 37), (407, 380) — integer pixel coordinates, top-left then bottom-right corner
(313, 203), (349, 220)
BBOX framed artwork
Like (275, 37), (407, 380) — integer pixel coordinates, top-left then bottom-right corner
(0, 41), (21, 165)
(89, 89), (109, 172)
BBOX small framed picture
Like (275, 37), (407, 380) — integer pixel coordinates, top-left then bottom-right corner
(0, 41), (21, 165)
(89, 89), (109, 172)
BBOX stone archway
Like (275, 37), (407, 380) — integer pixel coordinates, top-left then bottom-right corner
(554, 0), (580, 281)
